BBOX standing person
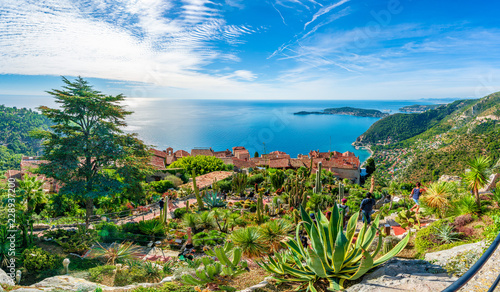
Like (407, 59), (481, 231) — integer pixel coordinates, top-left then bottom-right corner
(360, 192), (375, 225)
(338, 198), (350, 226)
(410, 182), (422, 214)
(158, 197), (165, 211)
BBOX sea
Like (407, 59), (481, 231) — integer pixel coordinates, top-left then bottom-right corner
(1, 96), (441, 164)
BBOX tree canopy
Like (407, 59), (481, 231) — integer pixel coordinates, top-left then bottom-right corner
(168, 155), (229, 175)
(33, 77), (153, 226)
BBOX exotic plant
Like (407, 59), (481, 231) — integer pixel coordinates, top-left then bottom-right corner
(92, 241), (143, 265)
(464, 155), (491, 209)
(192, 170), (205, 211)
(270, 170), (286, 191)
(197, 211), (216, 230)
(423, 181), (453, 217)
(314, 162), (322, 194)
(450, 195), (481, 216)
(21, 246), (58, 272)
(202, 192), (226, 209)
(230, 226), (267, 258)
(433, 223), (460, 244)
(138, 219), (166, 242)
(55, 225), (98, 255)
(259, 205), (410, 291)
(183, 213), (200, 230)
(395, 209), (420, 229)
(232, 173), (248, 196)
(181, 242), (249, 286)
(285, 174), (308, 209)
(382, 236), (401, 254)
(260, 219), (294, 253)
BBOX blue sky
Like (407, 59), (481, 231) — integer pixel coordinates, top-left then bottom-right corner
(1, 0), (500, 100)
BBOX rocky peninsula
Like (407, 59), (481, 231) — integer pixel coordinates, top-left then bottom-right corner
(294, 106), (389, 118)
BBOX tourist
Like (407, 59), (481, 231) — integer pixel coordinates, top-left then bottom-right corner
(158, 197), (165, 211)
(410, 182), (422, 214)
(338, 198), (349, 225)
(360, 192), (375, 225)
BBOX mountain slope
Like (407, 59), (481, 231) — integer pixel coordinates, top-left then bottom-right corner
(357, 92), (500, 182)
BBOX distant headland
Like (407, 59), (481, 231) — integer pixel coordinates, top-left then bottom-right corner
(294, 107), (389, 118)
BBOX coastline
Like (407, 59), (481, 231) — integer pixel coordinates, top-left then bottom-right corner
(352, 142), (373, 166)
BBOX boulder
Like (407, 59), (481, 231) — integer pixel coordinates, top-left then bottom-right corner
(424, 241), (487, 267)
(30, 275), (160, 292)
(0, 268), (15, 286)
(346, 258), (457, 292)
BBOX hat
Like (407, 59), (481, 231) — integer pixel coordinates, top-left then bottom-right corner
(341, 198), (347, 203)
(309, 213), (316, 219)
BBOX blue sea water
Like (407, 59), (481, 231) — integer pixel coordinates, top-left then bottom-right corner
(123, 99), (433, 164)
(0, 95), (435, 164)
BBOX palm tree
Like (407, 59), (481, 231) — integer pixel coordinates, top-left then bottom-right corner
(464, 156), (491, 209)
(17, 174), (46, 246)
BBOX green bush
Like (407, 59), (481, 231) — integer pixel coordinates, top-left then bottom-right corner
(131, 283), (195, 292)
(95, 222), (121, 243)
(22, 246), (58, 272)
(415, 219), (452, 254)
(174, 207), (188, 219)
(89, 265), (116, 283)
(248, 173), (265, 186)
(149, 180), (175, 193)
(214, 179), (232, 193)
(115, 266), (148, 286)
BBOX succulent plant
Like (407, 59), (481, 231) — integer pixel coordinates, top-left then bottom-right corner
(202, 192), (226, 209)
(259, 205), (410, 291)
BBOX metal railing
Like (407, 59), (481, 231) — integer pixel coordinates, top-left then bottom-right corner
(442, 231), (500, 292)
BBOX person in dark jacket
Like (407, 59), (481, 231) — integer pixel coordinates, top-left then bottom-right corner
(158, 198), (165, 211)
(360, 192), (375, 225)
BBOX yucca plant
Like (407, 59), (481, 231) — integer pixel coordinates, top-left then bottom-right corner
(230, 226), (267, 258)
(423, 181), (453, 217)
(197, 211), (216, 230)
(259, 205), (410, 291)
(450, 195), (481, 216)
(260, 219), (294, 253)
(183, 213), (200, 230)
(92, 242), (143, 265)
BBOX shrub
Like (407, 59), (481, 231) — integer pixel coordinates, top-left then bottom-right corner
(89, 265), (116, 283)
(54, 225), (98, 255)
(415, 219), (452, 254)
(131, 283), (195, 292)
(449, 195), (481, 216)
(165, 175), (183, 188)
(214, 179), (232, 193)
(174, 207), (188, 219)
(248, 173), (265, 186)
(22, 246), (58, 272)
(453, 214), (473, 228)
(149, 180), (175, 193)
(115, 265), (148, 286)
(95, 222), (121, 243)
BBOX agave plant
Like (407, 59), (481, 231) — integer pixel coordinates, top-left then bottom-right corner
(202, 192), (226, 209)
(434, 223), (461, 244)
(92, 241), (143, 265)
(259, 205), (410, 291)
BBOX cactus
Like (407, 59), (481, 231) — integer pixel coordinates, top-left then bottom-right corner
(285, 175), (308, 209)
(256, 191), (264, 223)
(186, 200), (190, 212)
(264, 204), (270, 214)
(314, 162), (322, 194)
(292, 209), (300, 224)
(192, 170), (204, 211)
(232, 173), (248, 196)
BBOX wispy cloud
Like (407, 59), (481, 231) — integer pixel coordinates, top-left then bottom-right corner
(303, 0), (349, 29)
(0, 0), (257, 92)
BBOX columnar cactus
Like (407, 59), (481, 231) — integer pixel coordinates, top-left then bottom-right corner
(192, 170), (204, 211)
(314, 162), (322, 194)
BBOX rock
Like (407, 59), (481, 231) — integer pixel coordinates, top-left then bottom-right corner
(479, 173), (500, 192)
(346, 258), (456, 292)
(11, 289), (51, 292)
(424, 241), (487, 267)
(0, 268), (15, 286)
(438, 175), (462, 183)
(30, 275), (160, 292)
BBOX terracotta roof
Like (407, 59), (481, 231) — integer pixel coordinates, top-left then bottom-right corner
(269, 158), (291, 168)
(290, 159), (307, 168)
(149, 149), (167, 158)
(20, 157), (49, 172)
(174, 150), (190, 158)
(250, 157), (270, 166)
(214, 149), (232, 158)
(231, 158), (256, 169)
(232, 146), (246, 151)
(191, 148), (215, 156)
(342, 151), (355, 157)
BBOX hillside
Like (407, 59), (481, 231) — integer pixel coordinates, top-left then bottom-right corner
(356, 93), (500, 182)
(0, 105), (52, 171)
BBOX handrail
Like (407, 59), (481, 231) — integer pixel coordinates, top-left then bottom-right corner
(442, 231), (500, 292)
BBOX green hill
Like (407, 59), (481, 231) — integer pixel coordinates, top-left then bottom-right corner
(0, 105), (52, 172)
(356, 93), (500, 182)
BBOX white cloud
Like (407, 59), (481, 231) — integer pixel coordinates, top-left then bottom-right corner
(229, 70), (257, 81)
(0, 0), (257, 93)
